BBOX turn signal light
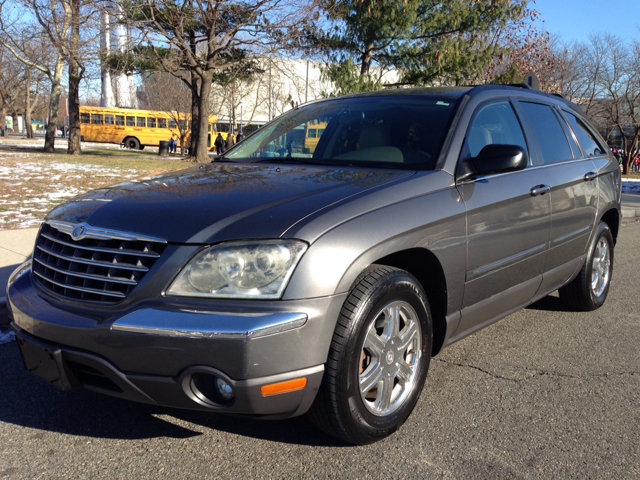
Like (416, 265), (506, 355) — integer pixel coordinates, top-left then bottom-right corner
(260, 378), (307, 396)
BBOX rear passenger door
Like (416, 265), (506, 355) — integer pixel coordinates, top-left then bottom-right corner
(453, 99), (551, 338)
(514, 100), (599, 293)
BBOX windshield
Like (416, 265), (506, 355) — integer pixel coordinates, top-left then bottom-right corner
(223, 95), (461, 170)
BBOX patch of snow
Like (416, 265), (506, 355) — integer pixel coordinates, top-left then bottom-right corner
(0, 328), (15, 344)
(622, 179), (640, 194)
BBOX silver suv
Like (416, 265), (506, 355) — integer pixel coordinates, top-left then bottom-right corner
(7, 85), (621, 444)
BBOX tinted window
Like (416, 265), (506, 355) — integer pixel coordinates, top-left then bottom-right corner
(519, 102), (573, 164)
(466, 101), (528, 158)
(565, 112), (605, 156)
(557, 114), (581, 157)
(225, 95), (460, 170)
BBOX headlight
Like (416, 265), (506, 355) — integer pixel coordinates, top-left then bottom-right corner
(166, 240), (308, 299)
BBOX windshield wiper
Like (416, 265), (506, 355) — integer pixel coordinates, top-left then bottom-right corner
(253, 157), (349, 167)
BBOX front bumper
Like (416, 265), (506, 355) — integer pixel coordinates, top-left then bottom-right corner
(7, 262), (347, 418)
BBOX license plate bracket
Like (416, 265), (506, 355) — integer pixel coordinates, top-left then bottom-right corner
(15, 331), (76, 390)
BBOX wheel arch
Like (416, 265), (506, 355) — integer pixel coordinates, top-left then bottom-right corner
(599, 207), (620, 245)
(373, 248), (448, 356)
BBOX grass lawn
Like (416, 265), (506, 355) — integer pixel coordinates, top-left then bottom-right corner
(0, 146), (192, 230)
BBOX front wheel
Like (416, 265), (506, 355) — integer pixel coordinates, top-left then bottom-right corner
(124, 137), (140, 150)
(308, 266), (432, 444)
(560, 221), (614, 311)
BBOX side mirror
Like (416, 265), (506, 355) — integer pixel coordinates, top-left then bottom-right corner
(472, 144), (528, 175)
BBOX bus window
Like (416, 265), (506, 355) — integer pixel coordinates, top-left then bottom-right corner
(208, 124), (212, 132)
(178, 120), (186, 130)
(148, 118), (157, 128)
(126, 117), (135, 127)
(92, 114), (103, 125)
(318, 129), (325, 137)
(105, 114), (114, 125)
(136, 117), (146, 127)
(158, 118), (167, 129)
(169, 119), (177, 129)
(308, 129), (317, 138)
(116, 115), (125, 126)
(81, 113), (90, 124)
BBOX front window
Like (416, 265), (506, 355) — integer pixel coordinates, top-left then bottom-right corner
(223, 95), (460, 170)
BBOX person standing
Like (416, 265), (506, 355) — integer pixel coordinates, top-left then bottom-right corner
(169, 133), (177, 154)
(214, 132), (225, 155)
(225, 133), (235, 151)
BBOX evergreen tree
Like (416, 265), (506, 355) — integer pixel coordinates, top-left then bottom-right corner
(320, 0), (527, 92)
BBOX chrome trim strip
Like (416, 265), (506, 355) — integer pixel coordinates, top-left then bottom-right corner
(47, 220), (167, 244)
(33, 257), (137, 286)
(33, 270), (127, 298)
(551, 225), (592, 247)
(36, 245), (148, 272)
(467, 243), (546, 282)
(111, 310), (308, 339)
(40, 232), (161, 258)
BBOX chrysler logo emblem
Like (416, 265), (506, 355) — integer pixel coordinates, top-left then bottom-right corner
(71, 224), (86, 240)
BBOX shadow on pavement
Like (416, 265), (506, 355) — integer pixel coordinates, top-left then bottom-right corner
(0, 341), (343, 447)
(526, 294), (575, 312)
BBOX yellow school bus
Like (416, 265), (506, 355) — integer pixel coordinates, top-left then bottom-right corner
(79, 106), (221, 150)
(304, 120), (327, 153)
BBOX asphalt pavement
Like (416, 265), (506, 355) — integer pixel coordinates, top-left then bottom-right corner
(0, 216), (638, 478)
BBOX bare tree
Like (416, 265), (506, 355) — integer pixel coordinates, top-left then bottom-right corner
(120, 0), (318, 162)
(0, 47), (23, 136)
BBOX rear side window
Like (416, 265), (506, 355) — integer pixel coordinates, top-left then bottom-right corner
(519, 102), (573, 164)
(466, 101), (528, 158)
(564, 112), (605, 156)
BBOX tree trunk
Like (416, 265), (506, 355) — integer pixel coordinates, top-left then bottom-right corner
(360, 42), (374, 76)
(195, 70), (213, 162)
(67, 0), (82, 155)
(190, 71), (200, 157)
(25, 72), (33, 139)
(45, 55), (65, 152)
(1, 104), (6, 137)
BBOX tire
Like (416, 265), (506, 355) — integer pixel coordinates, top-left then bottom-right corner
(308, 265), (432, 445)
(124, 137), (140, 150)
(560, 222), (614, 311)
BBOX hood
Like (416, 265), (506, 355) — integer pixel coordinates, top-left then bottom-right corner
(46, 163), (413, 243)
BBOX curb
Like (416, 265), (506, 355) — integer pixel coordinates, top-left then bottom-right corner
(621, 207), (640, 218)
(0, 296), (8, 326)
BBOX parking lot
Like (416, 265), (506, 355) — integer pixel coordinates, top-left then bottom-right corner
(0, 220), (638, 478)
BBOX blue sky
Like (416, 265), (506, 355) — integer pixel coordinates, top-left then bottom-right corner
(532, 0), (640, 43)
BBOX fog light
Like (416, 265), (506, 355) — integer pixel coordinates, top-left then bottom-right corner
(216, 377), (234, 401)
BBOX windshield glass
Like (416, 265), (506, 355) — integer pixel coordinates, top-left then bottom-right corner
(223, 94), (461, 170)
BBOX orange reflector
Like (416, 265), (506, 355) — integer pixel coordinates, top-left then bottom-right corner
(260, 378), (307, 396)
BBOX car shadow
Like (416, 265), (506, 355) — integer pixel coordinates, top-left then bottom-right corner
(0, 342), (344, 447)
(526, 294), (575, 312)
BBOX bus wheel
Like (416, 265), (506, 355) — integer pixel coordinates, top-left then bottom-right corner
(125, 137), (140, 150)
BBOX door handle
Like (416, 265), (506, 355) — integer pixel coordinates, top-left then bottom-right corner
(530, 184), (550, 196)
(584, 172), (597, 182)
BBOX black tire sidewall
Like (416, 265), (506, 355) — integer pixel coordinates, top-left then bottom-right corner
(339, 271), (432, 441)
(585, 223), (614, 309)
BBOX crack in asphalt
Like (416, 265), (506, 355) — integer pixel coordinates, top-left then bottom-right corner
(434, 358), (639, 382)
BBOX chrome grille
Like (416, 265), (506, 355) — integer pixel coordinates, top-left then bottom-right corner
(32, 222), (167, 303)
